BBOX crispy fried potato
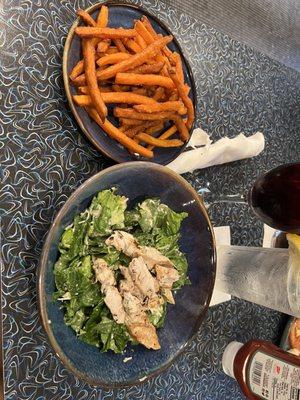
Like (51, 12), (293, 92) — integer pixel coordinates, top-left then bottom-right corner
(77, 9), (96, 27)
(73, 92), (157, 106)
(114, 107), (174, 121)
(75, 27), (137, 39)
(83, 39), (107, 121)
(86, 107), (153, 158)
(115, 73), (174, 88)
(169, 68), (194, 129)
(134, 101), (186, 115)
(136, 132), (183, 147)
(97, 5), (108, 27)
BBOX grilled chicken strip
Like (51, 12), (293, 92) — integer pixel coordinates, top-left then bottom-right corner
(93, 258), (116, 287)
(103, 286), (125, 324)
(155, 264), (179, 289)
(93, 258), (125, 324)
(161, 288), (175, 304)
(155, 264), (180, 304)
(119, 266), (143, 300)
(106, 231), (173, 271)
(139, 246), (174, 270)
(105, 230), (139, 258)
(123, 292), (160, 350)
(128, 256), (159, 298)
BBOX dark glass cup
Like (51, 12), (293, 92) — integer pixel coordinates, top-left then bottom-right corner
(249, 163), (300, 233)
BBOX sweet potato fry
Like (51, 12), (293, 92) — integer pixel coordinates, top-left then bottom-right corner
(127, 62), (164, 74)
(114, 107), (174, 120)
(169, 68), (194, 129)
(130, 87), (147, 96)
(172, 114), (190, 141)
(77, 86), (112, 94)
(118, 125), (128, 132)
(124, 38), (142, 53)
(75, 27), (137, 39)
(115, 73), (174, 88)
(134, 20), (154, 45)
(97, 40), (111, 53)
(134, 101), (186, 115)
(136, 132), (183, 147)
(153, 87), (165, 101)
(112, 84), (131, 92)
(77, 9), (96, 27)
(70, 52), (103, 81)
(73, 92), (157, 106)
(123, 125), (145, 138)
(119, 118), (144, 126)
(96, 52), (131, 67)
(159, 125), (177, 139)
(105, 46), (119, 54)
(168, 90), (179, 101)
(97, 5), (108, 27)
(174, 52), (184, 83)
(145, 122), (164, 135)
(147, 124), (177, 150)
(83, 39), (107, 121)
(70, 59), (85, 81)
(113, 38), (128, 53)
(136, 33), (147, 49)
(97, 36), (173, 81)
(141, 16), (175, 64)
(73, 95), (91, 106)
(140, 16), (156, 37)
(134, 20), (170, 70)
(124, 121), (160, 137)
(86, 107), (153, 158)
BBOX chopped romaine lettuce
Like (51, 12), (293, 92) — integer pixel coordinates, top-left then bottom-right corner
(54, 189), (189, 353)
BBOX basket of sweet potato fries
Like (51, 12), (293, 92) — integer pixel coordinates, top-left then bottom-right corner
(63, 3), (196, 163)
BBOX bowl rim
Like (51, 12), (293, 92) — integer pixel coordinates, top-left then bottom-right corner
(37, 161), (216, 388)
(62, 1), (197, 164)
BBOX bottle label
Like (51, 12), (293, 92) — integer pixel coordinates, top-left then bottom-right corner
(248, 350), (300, 400)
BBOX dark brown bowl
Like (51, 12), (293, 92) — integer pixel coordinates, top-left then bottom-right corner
(63, 2), (197, 164)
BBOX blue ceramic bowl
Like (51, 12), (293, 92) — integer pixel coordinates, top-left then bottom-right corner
(63, 2), (196, 165)
(38, 162), (215, 388)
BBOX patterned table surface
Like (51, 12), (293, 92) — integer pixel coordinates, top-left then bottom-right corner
(1, 0), (300, 399)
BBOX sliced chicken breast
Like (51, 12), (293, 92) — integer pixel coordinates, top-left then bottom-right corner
(93, 259), (125, 324)
(105, 230), (139, 258)
(128, 256), (159, 298)
(119, 266), (143, 300)
(103, 286), (126, 324)
(139, 246), (174, 270)
(123, 292), (160, 350)
(161, 288), (175, 304)
(155, 264), (179, 289)
(93, 258), (116, 288)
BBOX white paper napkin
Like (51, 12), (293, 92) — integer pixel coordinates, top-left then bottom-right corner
(167, 128), (265, 174)
(210, 226), (232, 306)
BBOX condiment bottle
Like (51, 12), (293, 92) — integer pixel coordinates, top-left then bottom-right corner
(222, 339), (300, 399)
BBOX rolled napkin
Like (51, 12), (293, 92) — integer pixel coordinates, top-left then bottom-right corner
(167, 129), (265, 174)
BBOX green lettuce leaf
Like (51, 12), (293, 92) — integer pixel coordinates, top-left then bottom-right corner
(137, 198), (161, 233)
(65, 309), (86, 333)
(148, 303), (167, 328)
(93, 189), (127, 235)
(98, 317), (129, 353)
(79, 300), (105, 347)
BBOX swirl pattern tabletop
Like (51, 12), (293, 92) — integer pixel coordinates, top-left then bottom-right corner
(1, 0), (300, 399)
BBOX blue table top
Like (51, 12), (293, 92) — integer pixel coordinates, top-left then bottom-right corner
(1, 0), (300, 398)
